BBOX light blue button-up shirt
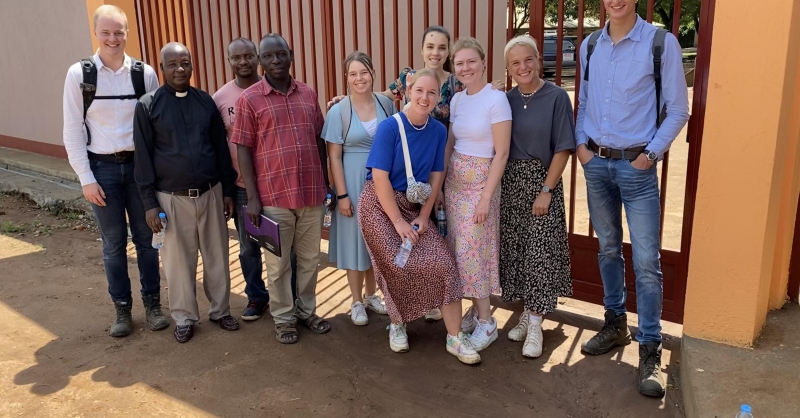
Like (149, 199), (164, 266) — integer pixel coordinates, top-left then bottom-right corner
(575, 16), (690, 159)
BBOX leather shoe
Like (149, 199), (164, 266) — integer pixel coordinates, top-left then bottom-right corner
(174, 325), (194, 343)
(211, 315), (240, 331)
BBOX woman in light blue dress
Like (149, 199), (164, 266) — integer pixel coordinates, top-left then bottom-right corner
(322, 51), (397, 326)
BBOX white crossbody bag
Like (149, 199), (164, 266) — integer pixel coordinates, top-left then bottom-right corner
(393, 113), (432, 204)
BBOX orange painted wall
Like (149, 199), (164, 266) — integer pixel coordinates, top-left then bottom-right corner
(684, 0), (800, 345)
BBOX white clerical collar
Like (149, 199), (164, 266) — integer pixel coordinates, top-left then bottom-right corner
(175, 91), (188, 98)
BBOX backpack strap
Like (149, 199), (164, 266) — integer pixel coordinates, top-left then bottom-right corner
(374, 93), (393, 118)
(652, 28), (668, 128)
(339, 97), (352, 144)
(80, 58), (98, 145)
(583, 30), (603, 82)
(130, 59), (147, 99)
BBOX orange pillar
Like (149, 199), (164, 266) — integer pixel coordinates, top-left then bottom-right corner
(683, 0), (800, 346)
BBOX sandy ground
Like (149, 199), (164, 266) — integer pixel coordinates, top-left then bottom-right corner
(0, 192), (685, 417)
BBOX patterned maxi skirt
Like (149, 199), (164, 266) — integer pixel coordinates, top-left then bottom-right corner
(358, 180), (462, 323)
(444, 151), (501, 299)
(499, 158), (572, 315)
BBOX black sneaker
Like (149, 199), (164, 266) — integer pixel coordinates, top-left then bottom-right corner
(241, 300), (268, 321)
(638, 342), (666, 397)
(581, 310), (632, 355)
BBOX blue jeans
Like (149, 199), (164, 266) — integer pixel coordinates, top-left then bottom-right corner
(233, 186), (297, 302)
(89, 160), (160, 304)
(583, 157), (663, 343)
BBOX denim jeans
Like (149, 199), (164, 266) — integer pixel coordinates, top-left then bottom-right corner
(233, 186), (297, 302)
(89, 160), (160, 304)
(582, 157), (663, 343)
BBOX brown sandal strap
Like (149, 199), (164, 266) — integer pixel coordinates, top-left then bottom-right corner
(275, 323), (298, 344)
(304, 314), (331, 334)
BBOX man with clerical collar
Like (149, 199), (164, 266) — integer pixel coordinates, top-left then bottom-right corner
(133, 42), (239, 343)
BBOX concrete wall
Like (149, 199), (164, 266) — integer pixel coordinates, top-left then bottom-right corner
(0, 0), (95, 158)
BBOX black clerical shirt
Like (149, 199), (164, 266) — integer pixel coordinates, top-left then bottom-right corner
(133, 84), (236, 211)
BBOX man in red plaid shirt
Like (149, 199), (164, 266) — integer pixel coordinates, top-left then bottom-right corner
(233, 34), (331, 344)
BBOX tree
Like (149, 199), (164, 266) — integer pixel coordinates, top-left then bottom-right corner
(512, 0), (531, 33)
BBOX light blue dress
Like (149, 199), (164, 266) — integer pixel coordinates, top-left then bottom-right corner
(322, 97), (396, 271)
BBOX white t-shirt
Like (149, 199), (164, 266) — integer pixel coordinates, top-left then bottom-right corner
(450, 84), (512, 158)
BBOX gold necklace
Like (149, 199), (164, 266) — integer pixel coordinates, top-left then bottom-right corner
(519, 79), (545, 109)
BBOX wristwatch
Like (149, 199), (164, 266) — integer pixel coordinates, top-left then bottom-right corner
(541, 185), (552, 194)
(644, 150), (658, 162)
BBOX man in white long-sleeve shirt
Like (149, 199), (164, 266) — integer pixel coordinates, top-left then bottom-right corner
(63, 5), (167, 338)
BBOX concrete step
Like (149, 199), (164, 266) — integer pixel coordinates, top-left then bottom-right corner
(0, 147), (78, 183)
(0, 166), (90, 214)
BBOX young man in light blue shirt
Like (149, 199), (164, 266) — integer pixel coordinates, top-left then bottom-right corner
(575, 0), (690, 398)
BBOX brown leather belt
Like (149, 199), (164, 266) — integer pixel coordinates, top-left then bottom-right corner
(588, 139), (646, 161)
(88, 151), (134, 164)
(160, 181), (218, 199)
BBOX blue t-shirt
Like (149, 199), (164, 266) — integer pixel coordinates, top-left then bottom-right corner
(366, 113), (447, 192)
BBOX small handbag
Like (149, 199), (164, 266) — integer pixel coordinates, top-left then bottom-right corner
(393, 113), (432, 204)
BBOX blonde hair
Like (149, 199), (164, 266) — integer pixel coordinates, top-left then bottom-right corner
(504, 35), (540, 64)
(93, 5), (128, 30)
(407, 68), (442, 95)
(451, 37), (485, 61)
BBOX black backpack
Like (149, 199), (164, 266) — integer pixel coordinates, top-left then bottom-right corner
(79, 57), (147, 145)
(583, 28), (669, 128)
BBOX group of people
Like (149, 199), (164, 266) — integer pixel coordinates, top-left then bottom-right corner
(64, 0), (688, 399)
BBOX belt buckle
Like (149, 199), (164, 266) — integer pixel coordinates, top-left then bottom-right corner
(114, 152), (127, 164)
(597, 146), (609, 158)
(188, 189), (200, 199)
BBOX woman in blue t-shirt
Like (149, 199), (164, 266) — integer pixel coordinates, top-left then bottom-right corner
(357, 69), (480, 365)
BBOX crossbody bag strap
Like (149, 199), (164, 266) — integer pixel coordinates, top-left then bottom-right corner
(392, 113), (415, 183)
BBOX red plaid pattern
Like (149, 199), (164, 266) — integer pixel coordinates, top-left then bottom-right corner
(231, 78), (326, 209)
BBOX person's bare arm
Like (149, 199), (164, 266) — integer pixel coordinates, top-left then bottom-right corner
(373, 169), (419, 245)
(327, 142), (352, 217)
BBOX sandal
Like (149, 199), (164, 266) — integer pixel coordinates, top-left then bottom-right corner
(301, 314), (331, 334)
(275, 323), (299, 344)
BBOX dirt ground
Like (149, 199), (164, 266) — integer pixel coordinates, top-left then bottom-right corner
(0, 192), (685, 418)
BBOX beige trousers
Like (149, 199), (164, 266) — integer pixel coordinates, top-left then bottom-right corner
(156, 183), (231, 326)
(262, 205), (323, 324)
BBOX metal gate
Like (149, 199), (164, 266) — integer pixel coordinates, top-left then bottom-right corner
(134, 0), (715, 323)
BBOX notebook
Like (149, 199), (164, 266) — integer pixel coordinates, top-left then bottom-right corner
(243, 207), (282, 257)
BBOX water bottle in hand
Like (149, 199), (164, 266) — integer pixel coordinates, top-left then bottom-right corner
(152, 212), (167, 249)
(393, 225), (419, 268)
(323, 193), (332, 228)
(437, 205), (447, 237)
(735, 404), (753, 418)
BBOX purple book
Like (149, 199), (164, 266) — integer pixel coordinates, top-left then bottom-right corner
(243, 206), (281, 257)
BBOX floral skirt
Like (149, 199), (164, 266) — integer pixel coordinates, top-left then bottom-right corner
(444, 151), (501, 299)
(499, 158), (572, 314)
(358, 180), (461, 323)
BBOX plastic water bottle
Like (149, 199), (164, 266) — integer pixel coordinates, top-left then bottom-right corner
(393, 225), (419, 268)
(437, 206), (447, 237)
(323, 194), (332, 228)
(734, 404), (753, 418)
(151, 212), (167, 249)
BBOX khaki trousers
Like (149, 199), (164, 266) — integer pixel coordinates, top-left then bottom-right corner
(262, 205), (323, 324)
(156, 183), (231, 326)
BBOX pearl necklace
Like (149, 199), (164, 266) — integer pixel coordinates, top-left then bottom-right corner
(519, 79), (545, 109)
(404, 110), (429, 131)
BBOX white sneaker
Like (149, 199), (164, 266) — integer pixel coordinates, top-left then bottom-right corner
(467, 317), (498, 352)
(350, 301), (368, 326)
(446, 332), (481, 364)
(508, 311), (530, 341)
(364, 293), (388, 315)
(424, 308), (443, 322)
(460, 305), (478, 333)
(522, 318), (544, 358)
(388, 323), (409, 353)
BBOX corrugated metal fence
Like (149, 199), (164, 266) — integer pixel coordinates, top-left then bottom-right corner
(135, 0), (509, 106)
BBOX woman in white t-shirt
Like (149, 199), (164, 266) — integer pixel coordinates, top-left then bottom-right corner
(441, 37), (512, 353)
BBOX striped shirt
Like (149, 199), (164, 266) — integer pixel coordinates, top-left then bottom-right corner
(231, 78), (326, 209)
